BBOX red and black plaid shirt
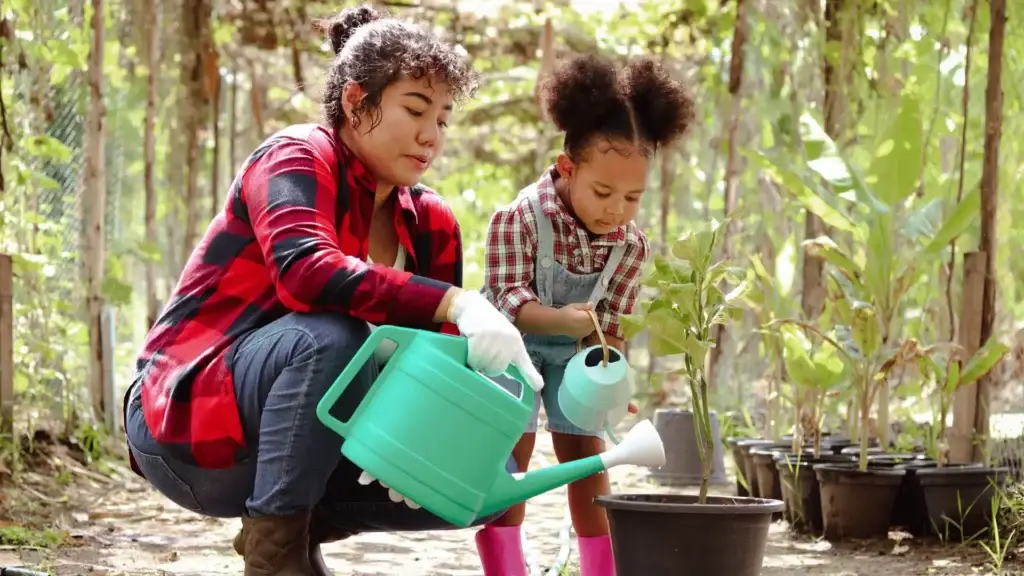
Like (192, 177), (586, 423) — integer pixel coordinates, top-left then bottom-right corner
(131, 123), (461, 469)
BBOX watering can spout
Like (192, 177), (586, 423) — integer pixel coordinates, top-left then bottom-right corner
(477, 420), (666, 519)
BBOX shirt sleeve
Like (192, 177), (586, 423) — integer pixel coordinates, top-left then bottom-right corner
(241, 137), (451, 327)
(596, 232), (650, 339)
(416, 191), (464, 336)
(484, 199), (539, 323)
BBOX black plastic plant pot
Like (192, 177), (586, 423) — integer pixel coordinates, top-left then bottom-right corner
(891, 460), (978, 537)
(736, 439), (775, 498)
(726, 437), (751, 497)
(916, 466), (1011, 540)
(596, 494), (785, 576)
(750, 446), (788, 520)
(815, 463), (906, 541)
(775, 453), (855, 534)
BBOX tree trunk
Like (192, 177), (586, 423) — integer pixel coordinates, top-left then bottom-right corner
(973, 0), (1006, 464)
(707, 0), (748, 388)
(83, 0), (110, 425)
(180, 0), (213, 262)
(144, 0), (160, 328)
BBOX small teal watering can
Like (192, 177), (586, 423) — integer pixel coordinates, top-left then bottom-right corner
(316, 325), (665, 528)
(559, 310), (634, 443)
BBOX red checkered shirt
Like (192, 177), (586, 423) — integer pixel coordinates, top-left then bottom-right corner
(483, 166), (649, 339)
(131, 123), (462, 469)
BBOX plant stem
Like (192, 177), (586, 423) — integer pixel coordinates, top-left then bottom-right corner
(698, 373), (712, 504)
(858, 370), (870, 472)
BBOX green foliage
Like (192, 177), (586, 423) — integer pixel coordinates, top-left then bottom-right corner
(621, 219), (749, 502)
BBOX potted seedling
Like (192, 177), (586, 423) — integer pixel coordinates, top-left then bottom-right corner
(751, 93), (982, 541)
(909, 337), (1012, 539)
(596, 220), (783, 576)
(730, 252), (798, 499)
(771, 321), (852, 534)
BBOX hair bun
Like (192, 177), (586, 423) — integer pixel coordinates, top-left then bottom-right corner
(325, 5), (382, 55)
(542, 54), (622, 137)
(622, 58), (695, 146)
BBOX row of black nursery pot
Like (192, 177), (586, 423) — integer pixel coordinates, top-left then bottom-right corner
(594, 409), (786, 576)
(728, 436), (1013, 541)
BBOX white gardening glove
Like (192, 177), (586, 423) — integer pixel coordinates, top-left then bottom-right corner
(358, 471), (421, 509)
(448, 290), (545, 393)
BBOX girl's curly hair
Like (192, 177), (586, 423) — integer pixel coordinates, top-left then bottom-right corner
(316, 4), (479, 131)
(540, 54), (695, 160)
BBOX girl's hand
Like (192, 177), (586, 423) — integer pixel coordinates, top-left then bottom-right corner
(559, 302), (597, 339)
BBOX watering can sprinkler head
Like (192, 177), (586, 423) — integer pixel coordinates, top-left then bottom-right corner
(479, 420), (666, 518)
(600, 419), (666, 469)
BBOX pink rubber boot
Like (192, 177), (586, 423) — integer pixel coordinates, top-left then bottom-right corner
(578, 534), (616, 576)
(475, 525), (527, 576)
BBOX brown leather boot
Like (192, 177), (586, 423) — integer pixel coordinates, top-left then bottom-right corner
(239, 513), (318, 575)
(233, 510), (358, 576)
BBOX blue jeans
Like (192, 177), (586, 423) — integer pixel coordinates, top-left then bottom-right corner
(125, 312), (514, 533)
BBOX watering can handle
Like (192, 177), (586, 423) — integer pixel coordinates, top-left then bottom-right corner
(316, 325), (415, 438)
(503, 362), (536, 414)
(574, 309), (609, 367)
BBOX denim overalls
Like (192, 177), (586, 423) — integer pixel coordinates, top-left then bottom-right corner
(494, 188), (627, 437)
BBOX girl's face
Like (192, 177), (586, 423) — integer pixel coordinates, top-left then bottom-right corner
(340, 75), (453, 193)
(555, 140), (648, 235)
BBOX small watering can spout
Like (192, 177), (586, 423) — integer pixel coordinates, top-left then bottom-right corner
(477, 420), (666, 518)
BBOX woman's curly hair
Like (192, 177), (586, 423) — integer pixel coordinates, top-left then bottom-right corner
(315, 4), (479, 131)
(539, 54), (695, 160)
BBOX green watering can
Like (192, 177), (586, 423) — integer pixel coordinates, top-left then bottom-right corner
(316, 325), (666, 528)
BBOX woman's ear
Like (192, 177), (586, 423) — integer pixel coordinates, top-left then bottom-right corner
(555, 152), (575, 182)
(340, 81), (366, 126)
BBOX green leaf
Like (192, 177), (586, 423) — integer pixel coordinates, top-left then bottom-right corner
(647, 308), (693, 357)
(863, 213), (893, 312)
(850, 301), (882, 359)
(803, 236), (861, 283)
(746, 151), (857, 233)
(959, 338), (1010, 387)
(921, 186), (981, 258)
(866, 93), (924, 207)
(619, 313), (646, 340)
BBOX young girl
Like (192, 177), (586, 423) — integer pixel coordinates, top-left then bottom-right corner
(477, 55), (694, 576)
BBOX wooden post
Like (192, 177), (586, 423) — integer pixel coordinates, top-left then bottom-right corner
(973, 0), (1006, 466)
(0, 254), (12, 436)
(948, 251), (986, 464)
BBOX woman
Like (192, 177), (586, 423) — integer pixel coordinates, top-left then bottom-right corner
(122, 5), (543, 575)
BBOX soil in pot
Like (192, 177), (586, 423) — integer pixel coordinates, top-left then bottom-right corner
(916, 466), (1012, 540)
(726, 437), (751, 497)
(750, 447), (788, 520)
(595, 493), (785, 576)
(775, 453), (855, 535)
(815, 463), (906, 541)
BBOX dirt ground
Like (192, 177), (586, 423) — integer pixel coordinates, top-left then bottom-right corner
(0, 431), (1018, 576)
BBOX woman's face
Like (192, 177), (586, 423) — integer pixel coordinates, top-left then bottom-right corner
(555, 140), (648, 236)
(341, 75), (453, 192)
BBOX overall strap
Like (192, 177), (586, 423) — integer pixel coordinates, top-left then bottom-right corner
(527, 191), (556, 307)
(588, 242), (628, 306)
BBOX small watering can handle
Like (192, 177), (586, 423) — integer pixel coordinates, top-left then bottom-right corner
(575, 309), (609, 367)
(316, 325), (415, 438)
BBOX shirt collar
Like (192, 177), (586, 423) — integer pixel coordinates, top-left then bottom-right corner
(536, 165), (627, 246)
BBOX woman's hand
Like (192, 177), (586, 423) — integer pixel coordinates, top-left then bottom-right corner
(443, 289), (545, 392)
(558, 302), (598, 339)
(359, 471), (421, 509)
